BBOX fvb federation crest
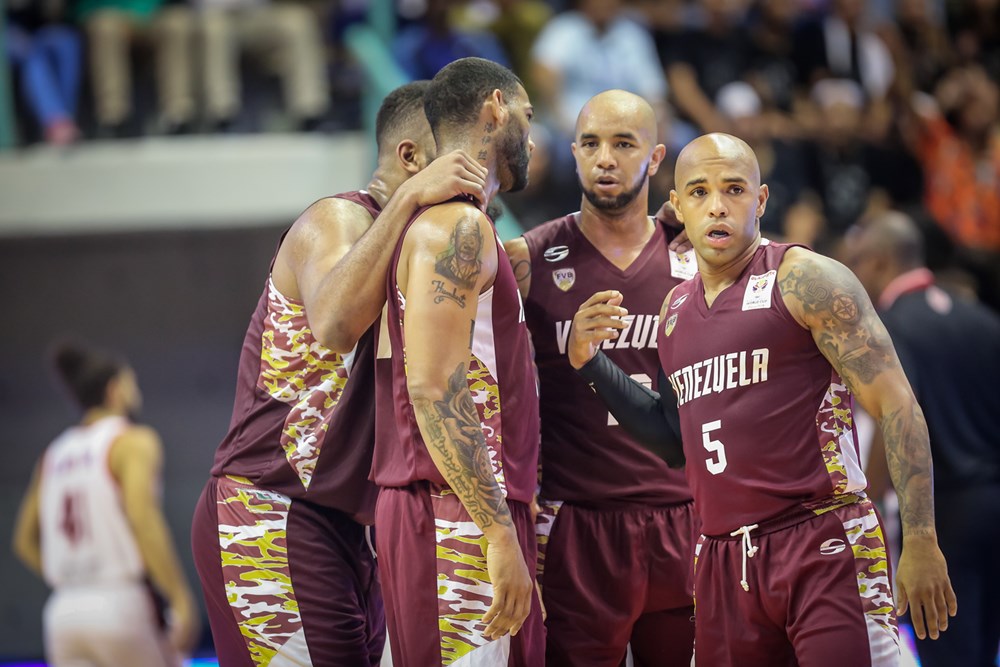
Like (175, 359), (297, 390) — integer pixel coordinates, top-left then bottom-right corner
(552, 268), (575, 292)
(663, 313), (678, 337)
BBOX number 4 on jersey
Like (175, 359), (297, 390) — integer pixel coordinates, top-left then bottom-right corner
(702, 420), (727, 475)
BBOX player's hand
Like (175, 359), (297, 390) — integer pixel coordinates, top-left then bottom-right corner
(654, 201), (693, 253)
(482, 528), (534, 641)
(567, 291), (628, 369)
(895, 534), (957, 640)
(168, 594), (201, 656)
(408, 149), (489, 207)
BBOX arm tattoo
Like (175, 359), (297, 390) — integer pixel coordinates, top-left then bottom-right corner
(881, 404), (935, 535)
(432, 280), (467, 308)
(511, 258), (531, 292)
(778, 259), (893, 390)
(415, 363), (512, 530)
(435, 215), (484, 289)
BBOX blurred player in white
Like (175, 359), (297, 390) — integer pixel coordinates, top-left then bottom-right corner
(13, 341), (199, 667)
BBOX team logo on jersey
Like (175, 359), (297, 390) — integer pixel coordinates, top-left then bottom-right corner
(742, 270), (777, 311)
(819, 538), (847, 555)
(552, 268), (576, 291)
(670, 294), (689, 310)
(543, 245), (570, 262)
(669, 248), (698, 280)
(663, 313), (678, 337)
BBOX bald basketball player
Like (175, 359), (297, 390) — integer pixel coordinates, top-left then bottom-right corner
(567, 133), (956, 666)
(505, 90), (697, 666)
(190, 81), (488, 666)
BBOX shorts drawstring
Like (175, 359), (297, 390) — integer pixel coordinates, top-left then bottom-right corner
(729, 523), (759, 592)
(365, 525), (377, 560)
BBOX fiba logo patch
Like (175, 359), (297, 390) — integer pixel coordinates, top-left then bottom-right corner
(670, 294), (689, 310)
(819, 538), (846, 555)
(544, 245), (570, 262)
(742, 270), (777, 311)
(553, 268), (576, 292)
(663, 313), (678, 337)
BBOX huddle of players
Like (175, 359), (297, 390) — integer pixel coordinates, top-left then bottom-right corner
(193, 57), (955, 667)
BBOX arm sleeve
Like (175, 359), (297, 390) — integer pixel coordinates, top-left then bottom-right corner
(576, 351), (686, 468)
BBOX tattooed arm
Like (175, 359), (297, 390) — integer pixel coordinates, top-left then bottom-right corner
(778, 247), (956, 640)
(503, 236), (532, 299)
(398, 202), (534, 641)
(271, 150), (487, 353)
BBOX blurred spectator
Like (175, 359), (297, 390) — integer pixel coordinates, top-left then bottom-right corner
(5, 0), (82, 145)
(887, 0), (953, 93)
(846, 211), (1000, 667)
(197, 0), (330, 131)
(744, 0), (806, 134)
(947, 0), (1000, 81)
(714, 80), (822, 245)
(529, 0), (669, 147)
(392, 0), (509, 81)
(77, 0), (196, 135)
(661, 0), (753, 135)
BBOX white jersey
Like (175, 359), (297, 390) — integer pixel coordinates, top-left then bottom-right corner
(39, 416), (144, 589)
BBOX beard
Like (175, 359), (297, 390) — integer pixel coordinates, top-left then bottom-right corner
(499, 126), (531, 193)
(581, 164), (649, 211)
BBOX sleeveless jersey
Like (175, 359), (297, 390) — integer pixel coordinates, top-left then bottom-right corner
(372, 201), (540, 505)
(523, 214), (693, 507)
(658, 241), (867, 536)
(210, 191), (381, 524)
(39, 416), (144, 588)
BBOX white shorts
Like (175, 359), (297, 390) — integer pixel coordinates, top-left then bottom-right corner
(44, 582), (180, 667)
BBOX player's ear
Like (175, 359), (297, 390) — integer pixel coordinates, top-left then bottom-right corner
(669, 190), (684, 223)
(648, 144), (667, 177)
(484, 88), (507, 128)
(397, 139), (423, 174)
(756, 183), (769, 220)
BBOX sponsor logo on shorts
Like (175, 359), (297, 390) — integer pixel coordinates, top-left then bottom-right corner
(819, 538), (847, 555)
(543, 245), (570, 262)
(552, 268), (575, 291)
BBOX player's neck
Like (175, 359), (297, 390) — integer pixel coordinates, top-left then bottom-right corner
(366, 170), (401, 210)
(698, 234), (762, 299)
(577, 199), (655, 250)
(81, 406), (124, 426)
(438, 137), (502, 204)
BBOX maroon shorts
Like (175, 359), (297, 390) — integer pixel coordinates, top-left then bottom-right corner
(692, 497), (899, 667)
(375, 483), (545, 667)
(190, 476), (384, 666)
(536, 500), (697, 667)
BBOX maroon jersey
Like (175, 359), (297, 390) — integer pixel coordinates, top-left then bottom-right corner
(210, 191), (381, 524)
(523, 214), (693, 507)
(658, 241), (867, 536)
(372, 201), (540, 505)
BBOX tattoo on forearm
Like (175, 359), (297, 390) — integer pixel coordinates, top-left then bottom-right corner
(435, 215), (484, 289)
(415, 363), (511, 530)
(881, 404), (935, 535)
(432, 280), (466, 308)
(778, 260), (893, 390)
(511, 258), (531, 290)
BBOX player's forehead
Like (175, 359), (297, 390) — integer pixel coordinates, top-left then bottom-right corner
(675, 137), (759, 187)
(576, 92), (656, 142)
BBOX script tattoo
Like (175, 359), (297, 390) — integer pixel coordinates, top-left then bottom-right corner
(435, 216), (484, 289)
(415, 363), (511, 530)
(432, 280), (466, 308)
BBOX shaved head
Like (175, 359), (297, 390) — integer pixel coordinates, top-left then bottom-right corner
(675, 133), (761, 190)
(576, 89), (659, 143)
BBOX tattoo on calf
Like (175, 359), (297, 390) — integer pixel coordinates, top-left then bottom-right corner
(432, 280), (467, 308)
(416, 363), (511, 530)
(435, 216), (484, 290)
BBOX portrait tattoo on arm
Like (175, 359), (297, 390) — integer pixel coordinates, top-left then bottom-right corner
(435, 216), (484, 290)
(415, 363), (511, 530)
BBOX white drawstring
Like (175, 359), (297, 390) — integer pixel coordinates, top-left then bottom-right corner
(365, 525), (377, 560)
(729, 524), (759, 592)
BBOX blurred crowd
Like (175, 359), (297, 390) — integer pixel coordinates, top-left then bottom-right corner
(5, 0), (999, 306)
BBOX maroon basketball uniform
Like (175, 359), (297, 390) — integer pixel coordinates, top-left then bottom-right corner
(373, 201), (544, 667)
(659, 240), (898, 666)
(523, 214), (698, 667)
(191, 191), (385, 667)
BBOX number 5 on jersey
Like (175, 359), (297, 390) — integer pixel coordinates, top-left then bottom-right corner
(702, 420), (727, 475)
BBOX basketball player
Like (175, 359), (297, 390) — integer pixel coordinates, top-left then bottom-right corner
(567, 133), (956, 666)
(373, 57), (543, 666)
(504, 89), (697, 666)
(13, 342), (199, 667)
(189, 80), (488, 666)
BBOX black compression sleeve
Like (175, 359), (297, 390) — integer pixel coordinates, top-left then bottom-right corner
(577, 351), (685, 468)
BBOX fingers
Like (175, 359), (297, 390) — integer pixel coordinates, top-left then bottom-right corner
(922, 591), (941, 640)
(909, 593), (927, 640)
(669, 229), (693, 253)
(579, 290), (624, 309)
(482, 588), (507, 639)
(946, 581), (958, 617)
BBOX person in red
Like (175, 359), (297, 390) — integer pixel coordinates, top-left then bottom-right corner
(189, 80), (487, 667)
(566, 132), (956, 666)
(373, 57), (543, 666)
(505, 89), (698, 666)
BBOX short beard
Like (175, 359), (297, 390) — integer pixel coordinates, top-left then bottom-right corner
(499, 126), (531, 193)
(581, 165), (649, 211)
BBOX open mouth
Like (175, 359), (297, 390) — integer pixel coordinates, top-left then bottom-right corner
(595, 176), (618, 186)
(707, 230), (730, 239)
